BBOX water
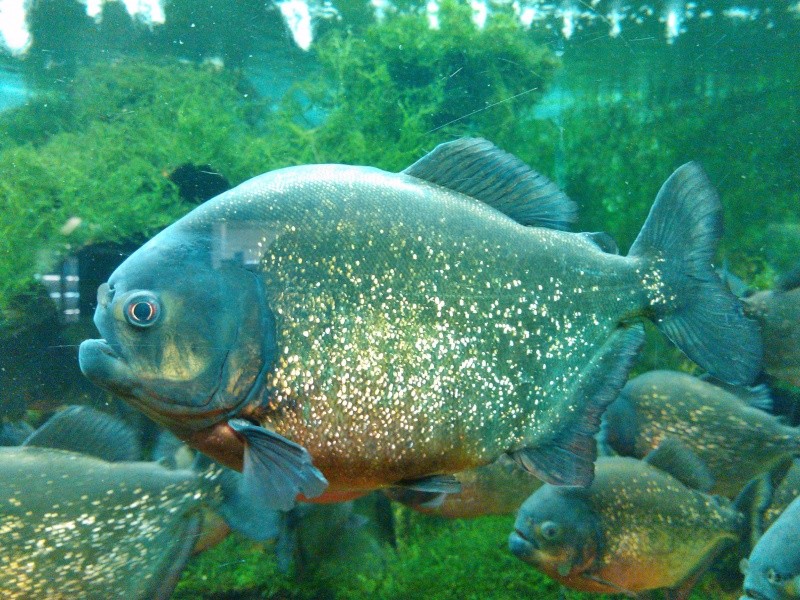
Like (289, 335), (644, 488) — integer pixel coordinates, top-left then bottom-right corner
(0, 1), (798, 598)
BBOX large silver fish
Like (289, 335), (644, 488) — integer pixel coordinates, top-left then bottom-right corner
(79, 138), (761, 510)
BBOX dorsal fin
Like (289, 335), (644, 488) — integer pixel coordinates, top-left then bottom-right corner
(402, 138), (577, 230)
(698, 374), (773, 412)
(644, 437), (714, 492)
(23, 405), (141, 462)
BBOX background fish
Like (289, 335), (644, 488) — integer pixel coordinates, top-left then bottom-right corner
(79, 138), (761, 511)
(740, 493), (800, 600)
(508, 440), (745, 599)
(0, 406), (279, 599)
(384, 454), (542, 519)
(744, 266), (800, 387)
(600, 370), (799, 497)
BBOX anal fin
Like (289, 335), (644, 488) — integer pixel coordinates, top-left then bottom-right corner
(395, 473), (462, 494)
(389, 474), (461, 510)
(228, 419), (328, 511)
(512, 324), (645, 486)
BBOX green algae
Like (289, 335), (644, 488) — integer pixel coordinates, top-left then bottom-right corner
(0, 61), (262, 333)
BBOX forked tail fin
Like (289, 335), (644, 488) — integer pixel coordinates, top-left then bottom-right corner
(629, 162), (762, 385)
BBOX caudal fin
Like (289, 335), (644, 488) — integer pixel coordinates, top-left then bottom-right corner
(629, 162), (762, 385)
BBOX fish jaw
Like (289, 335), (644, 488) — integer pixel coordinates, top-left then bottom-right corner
(509, 530), (538, 562)
(741, 569), (797, 600)
(741, 579), (781, 600)
(79, 338), (143, 401)
(79, 338), (226, 431)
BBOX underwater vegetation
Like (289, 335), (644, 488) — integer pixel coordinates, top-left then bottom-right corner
(0, 61), (260, 334)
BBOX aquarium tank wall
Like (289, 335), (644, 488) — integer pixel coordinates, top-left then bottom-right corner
(0, 0), (798, 598)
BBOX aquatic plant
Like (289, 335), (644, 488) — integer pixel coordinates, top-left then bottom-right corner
(551, 89), (800, 269)
(274, 0), (559, 170)
(0, 61), (263, 333)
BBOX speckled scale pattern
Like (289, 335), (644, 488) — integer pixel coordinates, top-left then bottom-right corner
(183, 165), (663, 489)
(588, 458), (742, 590)
(0, 447), (218, 599)
(622, 372), (800, 497)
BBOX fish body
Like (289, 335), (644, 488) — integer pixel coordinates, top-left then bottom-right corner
(385, 454), (542, 518)
(601, 370), (799, 497)
(0, 407), (279, 599)
(79, 138), (761, 510)
(0, 446), (207, 599)
(741, 494), (800, 600)
(509, 452), (744, 597)
(744, 274), (800, 387)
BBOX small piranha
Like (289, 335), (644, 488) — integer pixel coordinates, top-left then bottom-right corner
(79, 138), (761, 511)
(0, 406), (278, 600)
(740, 493), (800, 600)
(600, 370), (800, 497)
(509, 439), (746, 599)
(743, 265), (800, 387)
(384, 454), (542, 518)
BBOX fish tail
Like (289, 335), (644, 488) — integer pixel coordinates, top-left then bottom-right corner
(628, 162), (762, 385)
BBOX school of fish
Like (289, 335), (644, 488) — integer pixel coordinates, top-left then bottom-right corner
(2, 138), (797, 598)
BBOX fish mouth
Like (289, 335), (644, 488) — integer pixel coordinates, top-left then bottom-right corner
(509, 530), (538, 560)
(79, 338), (255, 434)
(79, 338), (140, 398)
(741, 588), (776, 600)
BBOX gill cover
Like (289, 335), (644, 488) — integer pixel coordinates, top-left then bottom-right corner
(81, 225), (275, 431)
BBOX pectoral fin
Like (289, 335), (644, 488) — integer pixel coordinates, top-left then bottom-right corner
(395, 474), (462, 494)
(388, 474), (462, 509)
(512, 324), (645, 486)
(228, 419), (328, 511)
(582, 573), (640, 597)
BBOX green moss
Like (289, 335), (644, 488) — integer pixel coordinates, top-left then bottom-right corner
(0, 60), (265, 332)
(173, 535), (292, 598)
(272, 0), (559, 170)
(176, 509), (740, 599)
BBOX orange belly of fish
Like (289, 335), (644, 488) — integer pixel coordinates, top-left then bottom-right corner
(184, 421), (479, 502)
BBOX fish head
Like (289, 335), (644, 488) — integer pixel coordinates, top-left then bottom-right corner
(79, 226), (274, 433)
(509, 485), (600, 579)
(740, 556), (800, 600)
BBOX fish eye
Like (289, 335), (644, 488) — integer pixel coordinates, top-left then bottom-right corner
(539, 521), (561, 541)
(124, 293), (161, 328)
(767, 568), (784, 585)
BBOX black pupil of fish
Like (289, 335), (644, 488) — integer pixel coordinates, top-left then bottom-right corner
(130, 301), (156, 322)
